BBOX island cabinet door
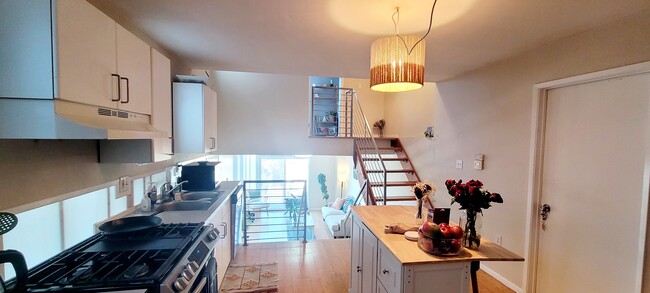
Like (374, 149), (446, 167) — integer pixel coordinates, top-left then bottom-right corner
(350, 214), (378, 293)
(376, 242), (401, 292)
(403, 262), (469, 293)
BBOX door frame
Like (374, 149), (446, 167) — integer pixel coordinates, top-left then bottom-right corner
(524, 61), (650, 292)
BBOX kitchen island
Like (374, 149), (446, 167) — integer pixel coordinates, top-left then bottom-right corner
(350, 205), (523, 293)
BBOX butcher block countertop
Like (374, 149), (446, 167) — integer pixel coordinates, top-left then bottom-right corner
(351, 205), (524, 265)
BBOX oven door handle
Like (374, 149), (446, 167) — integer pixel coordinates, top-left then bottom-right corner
(220, 221), (228, 239)
(192, 276), (208, 293)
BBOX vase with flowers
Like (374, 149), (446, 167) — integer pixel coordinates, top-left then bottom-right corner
(373, 119), (385, 138)
(411, 181), (435, 224)
(444, 179), (503, 249)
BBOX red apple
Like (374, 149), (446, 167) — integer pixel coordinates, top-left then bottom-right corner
(439, 226), (452, 239)
(449, 225), (464, 239)
(439, 222), (449, 229)
(419, 221), (440, 238)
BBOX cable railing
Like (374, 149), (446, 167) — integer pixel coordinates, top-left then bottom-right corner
(241, 180), (309, 245)
(349, 89), (388, 205)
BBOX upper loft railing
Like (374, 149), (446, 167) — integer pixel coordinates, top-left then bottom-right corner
(350, 90), (387, 206)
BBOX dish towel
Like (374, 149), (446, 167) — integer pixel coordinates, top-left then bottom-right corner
(220, 262), (279, 293)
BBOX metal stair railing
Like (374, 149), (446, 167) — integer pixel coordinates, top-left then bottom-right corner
(241, 180), (308, 245)
(349, 89), (387, 205)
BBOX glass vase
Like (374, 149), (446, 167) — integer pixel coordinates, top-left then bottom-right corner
(414, 199), (424, 225)
(459, 210), (483, 249)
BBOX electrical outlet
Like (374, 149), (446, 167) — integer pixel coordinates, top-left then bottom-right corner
(496, 235), (503, 246)
(474, 160), (484, 170)
(117, 176), (131, 198)
(455, 160), (463, 169)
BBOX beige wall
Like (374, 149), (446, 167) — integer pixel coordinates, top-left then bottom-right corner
(387, 10), (650, 289)
(208, 71), (356, 155)
(342, 78), (386, 137)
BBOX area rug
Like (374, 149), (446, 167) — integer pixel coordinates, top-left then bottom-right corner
(220, 262), (279, 292)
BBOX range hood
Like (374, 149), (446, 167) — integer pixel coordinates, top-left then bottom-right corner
(0, 98), (167, 140)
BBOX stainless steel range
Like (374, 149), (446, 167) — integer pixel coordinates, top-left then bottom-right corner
(14, 222), (219, 292)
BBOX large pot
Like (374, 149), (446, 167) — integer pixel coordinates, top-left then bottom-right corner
(180, 161), (217, 191)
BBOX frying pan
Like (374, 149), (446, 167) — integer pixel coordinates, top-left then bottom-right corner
(98, 212), (163, 234)
(0, 212), (27, 293)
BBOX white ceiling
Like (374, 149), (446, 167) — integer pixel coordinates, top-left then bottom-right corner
(93, 0), (650, 81)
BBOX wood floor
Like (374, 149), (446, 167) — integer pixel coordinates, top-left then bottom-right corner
(230, 239), (514, 293)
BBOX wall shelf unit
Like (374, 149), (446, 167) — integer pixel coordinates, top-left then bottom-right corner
(310, 86), (353, 137)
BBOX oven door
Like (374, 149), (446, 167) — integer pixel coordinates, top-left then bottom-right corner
(189, 256), (217, 293)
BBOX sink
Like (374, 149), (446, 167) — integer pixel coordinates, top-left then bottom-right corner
(155, 200), (214, 212)
(180, 191), (221, 201)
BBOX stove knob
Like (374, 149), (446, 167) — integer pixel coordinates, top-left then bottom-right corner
(174, 276), (189, 291)
(181, 268), (193, 281)
(186, 261), (199, 274)
(208, 228), (220, 241)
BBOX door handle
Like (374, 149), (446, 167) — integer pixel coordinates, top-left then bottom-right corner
(111, 74), (121, 101)
(120, 77), (130, 104)
(211, 137), (216, 149)
(539, 204), (551, 221)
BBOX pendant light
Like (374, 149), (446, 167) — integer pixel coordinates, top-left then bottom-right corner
(370, 1), (438, 92)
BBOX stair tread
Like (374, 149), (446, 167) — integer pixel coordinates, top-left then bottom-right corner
(376, 196), (417, 201)
(362, 157), (409, 161)
(370, 181), (417, 187)
(367, 169), (415, 173)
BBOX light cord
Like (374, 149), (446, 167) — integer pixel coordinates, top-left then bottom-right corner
(391, 0), (438, 55)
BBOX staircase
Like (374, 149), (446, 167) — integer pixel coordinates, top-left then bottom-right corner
(354, 137), (421, 205)
(349, 89), (420, 205)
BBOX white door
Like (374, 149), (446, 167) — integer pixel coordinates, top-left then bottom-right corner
(535, 73), (650, 292)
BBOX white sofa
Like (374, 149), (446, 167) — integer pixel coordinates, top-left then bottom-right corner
(321, 201), (353, 238)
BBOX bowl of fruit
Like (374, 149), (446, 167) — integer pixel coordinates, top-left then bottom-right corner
(417, 222), (464, 256)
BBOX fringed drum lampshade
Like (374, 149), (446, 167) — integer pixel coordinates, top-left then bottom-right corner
(370, 35), (425, 92)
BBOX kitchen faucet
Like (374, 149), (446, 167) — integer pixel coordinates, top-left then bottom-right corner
(164, 180), (188, 201)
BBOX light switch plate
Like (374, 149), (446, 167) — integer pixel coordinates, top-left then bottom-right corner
(117, 176), (131, 198)
(455, 160), (463, 169)
(474, 160), (484, 170)
(474, 154), (485, 161)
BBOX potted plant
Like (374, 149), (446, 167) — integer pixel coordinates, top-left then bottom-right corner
(317, 173), (329, 205)
(325, 111), (338, 122)
(284, 195), (302, 225)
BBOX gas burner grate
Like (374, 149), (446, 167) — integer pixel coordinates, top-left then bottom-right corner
(23, 222), (206, 292)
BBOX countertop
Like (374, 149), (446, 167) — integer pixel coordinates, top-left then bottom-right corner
(127, 180), (241, 224)
(351, 205), (524, 265)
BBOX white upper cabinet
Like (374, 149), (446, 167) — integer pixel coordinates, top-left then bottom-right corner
(55, 0), (118, 108)
(151, 48), (173, 162)
(173, 82), (218, 154)
(52, 1), (153, 114)
(116, 25), (152, 114)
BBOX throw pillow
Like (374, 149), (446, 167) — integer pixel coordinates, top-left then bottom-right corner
(331, 197), (345, 210)
(342, 197), (355, 212)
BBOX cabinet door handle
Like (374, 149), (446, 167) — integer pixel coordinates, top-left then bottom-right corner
(211, 137), (216, 149)
(111, 74), (121, 101)
(120, 77), (130, 104)
(382, 269), (389, 274)
(220, 221), (227, 239)
(356, 266), (361, 272)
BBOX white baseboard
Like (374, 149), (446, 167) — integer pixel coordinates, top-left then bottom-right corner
(480, 264), (523, 293)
